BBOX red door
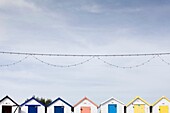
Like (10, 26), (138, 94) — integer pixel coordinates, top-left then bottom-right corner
(2, 106), (12, 113)
(81, 107), (91, 113)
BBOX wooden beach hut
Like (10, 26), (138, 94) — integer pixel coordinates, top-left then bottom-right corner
(99, 97), (125, 113)
(152, 96), (170, 113)
(0, 95), (19, 113)
(126, 96), (150, 113)
(20, 97), (45, 113)
(47, 97), (73, 113)
(74, 97), (98, 113)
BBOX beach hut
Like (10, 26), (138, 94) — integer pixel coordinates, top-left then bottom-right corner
(20, 97), (45, 113)
(99, 97), (125, 113)
(74, 97), (98, 113)
(152, 96), (170, 113)
(47, 97), (73, 113)
(126, 96), (150, 113)
(0, 95), (19, 113)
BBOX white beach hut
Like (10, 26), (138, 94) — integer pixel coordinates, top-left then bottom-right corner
(0, 95), (19, 113)
(99, 97), (125, 113)
(126, 96), (150, 113)
(20, 97), (45, 113)
(74, 97), (98, 113)
(47, 97), (73, 113)
(152, 96), (170, 113)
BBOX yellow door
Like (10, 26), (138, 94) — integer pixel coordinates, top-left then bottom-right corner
(134, 104), (145, 113)
(159, 106), (168, 113)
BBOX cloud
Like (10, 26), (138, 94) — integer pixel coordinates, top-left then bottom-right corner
(112, 7), (143, 13)
(80, 4), (103, 13)
(0, 0), (40, 11)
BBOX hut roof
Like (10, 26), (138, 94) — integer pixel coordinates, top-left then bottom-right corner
(20, 97), (45, 107)
(47, 97), (72, 108)
(152, 96), (170, 106)
(99, 97), (124, 108)
(126, 96), (150, 107)
(74, 97), (98, 108)
(0, 95), (19, 106)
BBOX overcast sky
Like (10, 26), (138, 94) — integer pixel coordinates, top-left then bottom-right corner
(1, 0), (170, 105)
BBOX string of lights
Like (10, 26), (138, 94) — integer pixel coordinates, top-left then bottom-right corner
(33, 56), (95, 68)
(1, 51), (170, 57)
(157, 55), (170, 65)
(32, 56), (156, 69)
(1, 51), (170, 68)
(0, 56), (29, 67)
(97, 56), (156, 69)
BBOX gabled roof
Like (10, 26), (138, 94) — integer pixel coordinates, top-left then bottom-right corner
(152, 96), (170, 106)
(100, 97), (124, 107)
(74, 97), (98, 108)
(20, 97), (45, 107)
(47, 97), (72, 108)
(126, 96), (150, 107)
(0, 95), (19, 106)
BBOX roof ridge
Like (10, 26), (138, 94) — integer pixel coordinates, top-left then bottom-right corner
(47, 97), (72, 107)
(99, 97), (124, 107)
(152, 96), (170, 106)
(20, 97), (46, 107)
(0, 95), (19, 106)
(126, 96), (150, 107)
(74, 97), (98, 108)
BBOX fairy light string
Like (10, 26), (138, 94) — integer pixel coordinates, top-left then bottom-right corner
(0, 56), (29, 67)
(33, 56), (95, 68)
(1, 51), (170, 68)
(1, 51), (170, 57)
(157, 55), (170, 65)
(97, 56), (156, 69)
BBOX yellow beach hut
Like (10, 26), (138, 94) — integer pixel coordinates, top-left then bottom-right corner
(126, 96), (150, 113)
(152, 96), (170, 113)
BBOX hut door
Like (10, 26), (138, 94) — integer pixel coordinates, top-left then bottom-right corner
(2, 106), (12, 113)
(108, 104), (117, 113)
(134, 104), (145, 113)
(81, 107), (91, 113)
(159, 106), (168, 113)
(54, 106), (64, 113)
(28, 106), (38, 113)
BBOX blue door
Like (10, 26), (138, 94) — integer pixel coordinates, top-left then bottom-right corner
(28, 106), (38, 113)
(108, 104), (117, 113)
(54, 106), (64, 113)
